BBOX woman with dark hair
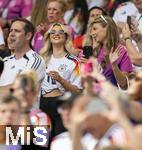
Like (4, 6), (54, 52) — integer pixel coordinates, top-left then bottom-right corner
(74, 6), (107, 49)
(64, 0), (89, 37)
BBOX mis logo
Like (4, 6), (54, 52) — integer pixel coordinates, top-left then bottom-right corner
(6, 126), (49, 146)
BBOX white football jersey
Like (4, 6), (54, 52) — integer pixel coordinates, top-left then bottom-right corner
(51, 132), (97, 150)
(41, 53), (81, 95)
(0, 50), (46, 86)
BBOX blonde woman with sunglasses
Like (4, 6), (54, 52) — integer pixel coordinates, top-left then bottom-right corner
(83, 15), (133, 90)
(40, 23), (81, 142)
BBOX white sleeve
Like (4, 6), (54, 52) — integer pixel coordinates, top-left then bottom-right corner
(34, 57), (46, 82)
(23, 55), (46, 82)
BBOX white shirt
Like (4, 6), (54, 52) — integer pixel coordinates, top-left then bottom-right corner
(41, 53), (81, 95)
(95, 124), (127, 149)
(0, 50), (46, 86)
(50, 132), (97, 150)
(51, 124), (126, 150)
(87, 0), (104, 9)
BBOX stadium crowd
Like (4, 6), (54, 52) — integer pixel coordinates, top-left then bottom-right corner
(0, 0), (142, 149)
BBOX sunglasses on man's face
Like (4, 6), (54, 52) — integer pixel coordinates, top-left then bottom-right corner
(49, 29), (65, 35)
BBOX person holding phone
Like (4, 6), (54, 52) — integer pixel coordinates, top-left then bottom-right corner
(122, 21), (142, 68)
(83, 15), (133, 89)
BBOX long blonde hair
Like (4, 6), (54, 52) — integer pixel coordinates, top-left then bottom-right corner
(31, 0), (48, 27)
(40, 23), (74, 63)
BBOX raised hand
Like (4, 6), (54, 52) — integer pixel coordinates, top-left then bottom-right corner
(109, 47), (121, 64)
(122, 23), (131, 40)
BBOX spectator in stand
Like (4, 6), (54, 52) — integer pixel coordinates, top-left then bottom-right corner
(0, 18), (46, 95)
(122, 23), (142, 68)
(69, 66), (142, 149)
(69, 92), (128, 150)
(113, 0), (142, 34)
(32, 0), (75, 54)
(64, 0), (89, 37)
(11, 70), (51, 148)
(0, 94), (21, 148)
(74, 6), (107, 49)
(50, 92), (97, 150)
(0, 0), (34, 28)
(0, 94), (20, 125)
(82, 16), (133, 89)
(40, 23), (81, 141)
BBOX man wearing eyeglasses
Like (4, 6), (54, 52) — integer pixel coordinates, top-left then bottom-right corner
(0, 18), (46, 95)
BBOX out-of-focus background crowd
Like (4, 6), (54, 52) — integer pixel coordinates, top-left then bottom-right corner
(0, 0), (142, 149)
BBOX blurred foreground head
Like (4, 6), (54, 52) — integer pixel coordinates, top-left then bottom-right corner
(0, 94), (21, 125)
(11, 70), (39, 112)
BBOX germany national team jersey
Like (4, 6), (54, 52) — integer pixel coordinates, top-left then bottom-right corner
(0, 50), (46, 86)
(41, 53), (82, 95)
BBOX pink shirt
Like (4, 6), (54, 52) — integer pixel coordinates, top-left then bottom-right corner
(97, 44), (133, 85)
(0, 0), (33, 19)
